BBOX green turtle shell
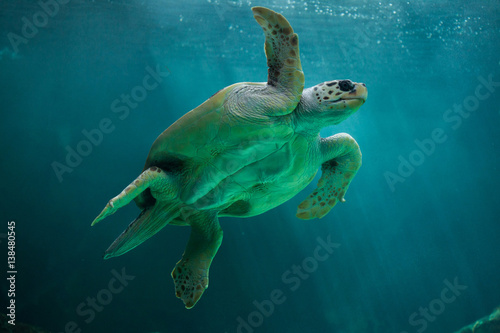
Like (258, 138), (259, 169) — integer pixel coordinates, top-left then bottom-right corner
(138, 82), (296, 208)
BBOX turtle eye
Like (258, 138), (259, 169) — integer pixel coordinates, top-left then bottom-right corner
(339, 80), (354, 92)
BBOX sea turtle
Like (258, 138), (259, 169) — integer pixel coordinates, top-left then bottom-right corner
(91, 6), (367, 309)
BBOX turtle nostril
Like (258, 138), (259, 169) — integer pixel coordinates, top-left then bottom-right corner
(339, 80), (355, 92)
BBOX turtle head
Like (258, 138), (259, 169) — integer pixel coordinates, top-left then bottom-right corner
(296, 80), (367, 131)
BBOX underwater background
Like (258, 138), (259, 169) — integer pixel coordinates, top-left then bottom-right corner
(1, 0), (499, 332)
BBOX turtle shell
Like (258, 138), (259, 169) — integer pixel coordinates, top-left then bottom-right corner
(140, 82), (295, 206)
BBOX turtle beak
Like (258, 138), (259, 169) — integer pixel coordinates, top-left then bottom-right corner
(338, 83), (367, 110)
(345, 82), (367, 103)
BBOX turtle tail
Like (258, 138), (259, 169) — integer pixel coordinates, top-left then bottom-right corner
(91, 166), (176, 226)
(91, 166), (181, 258)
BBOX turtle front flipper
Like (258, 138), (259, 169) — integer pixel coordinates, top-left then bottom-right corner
(252, 6), (305, 115)
(91, 167), (176, 226)
(297, 133), (362, 220)
(171, 210), (222, 309)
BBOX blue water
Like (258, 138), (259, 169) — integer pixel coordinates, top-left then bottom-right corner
(1, 1), (499, 332)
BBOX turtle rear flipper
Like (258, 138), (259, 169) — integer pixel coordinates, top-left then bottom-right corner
(104, 202), (181, 259)
(171, 210), (222, 309)
(91, 167), (177, 226)
(91, 166), (180, 258)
